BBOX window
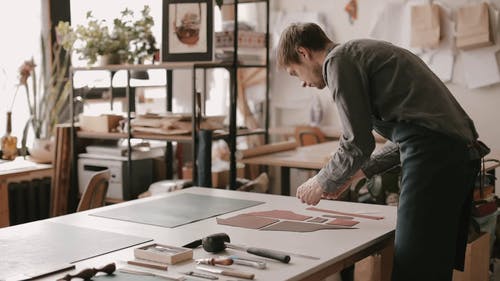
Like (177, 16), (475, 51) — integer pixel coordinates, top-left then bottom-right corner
(0, 1), (42, 146)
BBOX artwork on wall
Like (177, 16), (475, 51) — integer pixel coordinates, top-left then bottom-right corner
(162, 0), (213, 62)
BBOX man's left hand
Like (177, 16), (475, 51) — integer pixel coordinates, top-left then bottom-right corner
(296, 176), (323, 205)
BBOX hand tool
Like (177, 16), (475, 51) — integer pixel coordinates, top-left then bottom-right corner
(183, 233), (290, 263)
(119, 267), (185, 280)
(181, 270), (219, 280)
(196, 265), (254, 280)
(196, 257), (233, 266)
(224, 255), (266, 269)
(57, 263), (115, 281)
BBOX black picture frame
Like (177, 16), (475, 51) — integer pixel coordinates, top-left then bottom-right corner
(162, 0), (213, 62)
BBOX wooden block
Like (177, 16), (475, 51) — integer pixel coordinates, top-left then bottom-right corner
(453, 232), (490, 281)
(134, 243), (193, 265)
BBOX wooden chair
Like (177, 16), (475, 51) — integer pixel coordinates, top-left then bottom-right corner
(294, 125), (326, 146)
(76, 170), (110, 212)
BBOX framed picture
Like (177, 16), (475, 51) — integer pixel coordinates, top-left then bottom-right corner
(162, 0), (213, 62)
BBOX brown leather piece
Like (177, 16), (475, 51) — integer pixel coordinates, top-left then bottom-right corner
(327, 219), (360, 227)
(216, 214), (279, 229)
(261, 220), (355, 232)
(307, 207), (384, 220)
(307, 217), (328, 223)
(244, 210), (312, 221)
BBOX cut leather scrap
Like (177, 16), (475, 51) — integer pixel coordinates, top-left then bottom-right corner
(327, 219), (360, 227)
(244, 210), (312, 221)
(322, 214), (354, 220)
(307, 207), (384, 220)
(260, 220), (356, 232)
(307, 217), (328, 223)
(216, 214), (279, 229)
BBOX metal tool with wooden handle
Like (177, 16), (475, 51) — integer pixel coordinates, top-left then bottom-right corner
(196, 265), (255, 280)
(194, 233), (291, 263)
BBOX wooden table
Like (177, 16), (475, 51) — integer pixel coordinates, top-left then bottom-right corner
(242, 141), (500, 196)
(3, 187), (396, 281)
(0, 157), (53, 227)
(242, 141), (384, 196)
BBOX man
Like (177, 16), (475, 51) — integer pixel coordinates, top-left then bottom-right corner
(277, 22), (489, 281)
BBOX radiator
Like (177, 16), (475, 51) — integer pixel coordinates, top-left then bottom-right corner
(8, 177), (51, 225)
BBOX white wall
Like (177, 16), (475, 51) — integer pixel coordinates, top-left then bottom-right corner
(271, 0), (500, 151)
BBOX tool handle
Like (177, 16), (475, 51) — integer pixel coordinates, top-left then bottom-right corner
(221, 269), (255, 280)
(196, 257), (233, 266)
(246, 247), (291, 263)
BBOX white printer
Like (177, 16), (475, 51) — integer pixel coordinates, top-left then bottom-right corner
(78, 151), (158, 200)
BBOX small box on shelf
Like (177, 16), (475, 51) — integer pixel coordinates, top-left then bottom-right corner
(79, 114), (124, 133)
(134, 243), (193, 265)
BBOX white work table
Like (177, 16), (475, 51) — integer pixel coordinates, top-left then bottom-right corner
(3, 187), (397, 281)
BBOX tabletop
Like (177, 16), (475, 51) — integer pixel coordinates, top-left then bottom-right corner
(2, 187), (397, 281)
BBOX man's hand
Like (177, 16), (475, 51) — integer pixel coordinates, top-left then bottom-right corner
(296, 176), (323, 205)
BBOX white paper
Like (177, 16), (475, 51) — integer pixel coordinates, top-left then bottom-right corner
(369, 2), (409, 47)
(423, 50), (455, 82)
(461, 46), (500, 89)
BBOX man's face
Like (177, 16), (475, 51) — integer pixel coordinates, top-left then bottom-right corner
(285, 59), (326, 89)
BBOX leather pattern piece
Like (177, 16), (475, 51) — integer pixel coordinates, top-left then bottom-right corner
(307, 207), (384, 220)
(307, 217), (328, 223)
(260, 220), (355, 232)
(327, 219), (360, 227)
(216, 214), (279, 229)
(244, 210), (312, 221)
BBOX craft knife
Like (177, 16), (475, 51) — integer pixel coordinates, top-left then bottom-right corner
(196, 265), (255, 280)
(227, 242), (319, 260)
(181, 270), (219, 280)
(224, 255), (266, 269)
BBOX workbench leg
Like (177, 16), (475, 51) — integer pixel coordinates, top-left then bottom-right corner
(380, 238), (394, 281)
(0, 182), (10, 227)
(281, 167), (290, 196)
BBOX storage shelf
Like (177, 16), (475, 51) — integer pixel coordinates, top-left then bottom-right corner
(194, 62), (267, 69)
(222, 0), (268, 4)
(71, 62), (194, 72)
(76, 128), (266, 142)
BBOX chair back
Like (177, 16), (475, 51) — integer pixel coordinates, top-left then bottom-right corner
(77, 170), (110, 212)
(294, 126), (326, 146)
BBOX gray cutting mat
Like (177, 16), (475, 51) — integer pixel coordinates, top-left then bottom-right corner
(0, 221), (151, 280)
(91, 193), (264, 228)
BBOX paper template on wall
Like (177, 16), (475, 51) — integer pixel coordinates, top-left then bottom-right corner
(369, 2), (411, 48)
(370, 2), (456, 83)
(410, 3), (441, 49)
(461, 46), (500, 89)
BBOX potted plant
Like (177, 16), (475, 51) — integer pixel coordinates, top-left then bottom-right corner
(57, 5), (158, 66)
(16, 37), (72, 163)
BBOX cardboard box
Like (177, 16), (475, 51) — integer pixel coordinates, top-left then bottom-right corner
(79, 114), (124, 133)
(453, 232), (490, 281)
(182, 163), (245, 188)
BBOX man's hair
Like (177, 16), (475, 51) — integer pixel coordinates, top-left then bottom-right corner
(277, 22), (332, 68)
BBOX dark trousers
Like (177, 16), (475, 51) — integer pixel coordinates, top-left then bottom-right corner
(389, 125), (479, 281)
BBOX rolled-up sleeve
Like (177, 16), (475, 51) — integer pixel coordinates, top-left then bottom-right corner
(316, 52), (375, 193)
(361, 140), (400, 178)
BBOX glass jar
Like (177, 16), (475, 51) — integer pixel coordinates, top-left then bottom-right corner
(1, 111), (18, 160)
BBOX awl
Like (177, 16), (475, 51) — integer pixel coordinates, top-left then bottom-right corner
(196, 265), (255, 280)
